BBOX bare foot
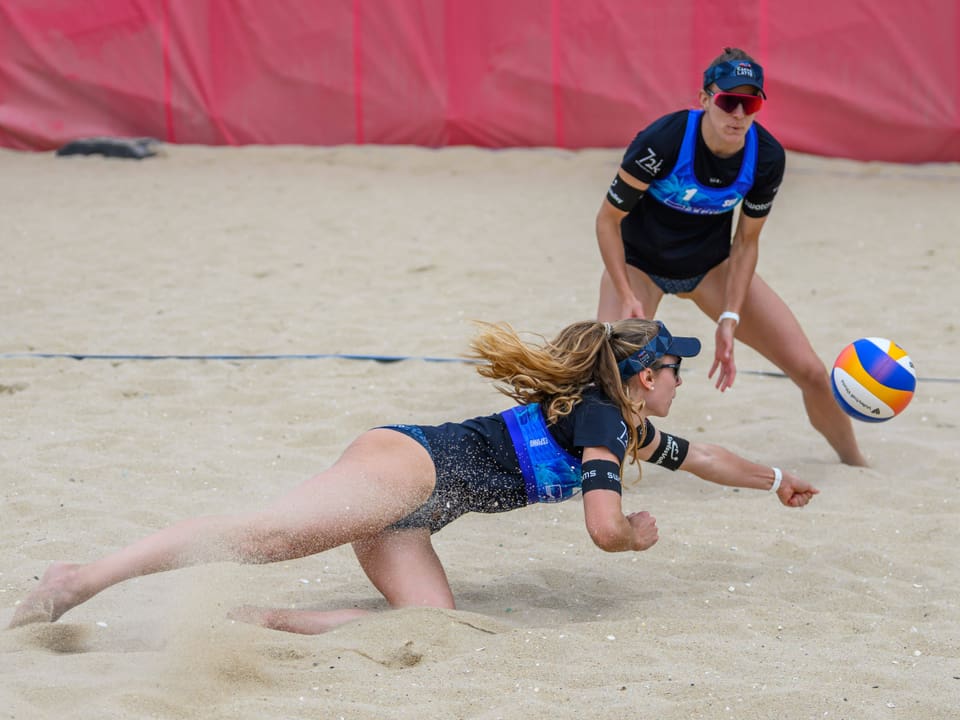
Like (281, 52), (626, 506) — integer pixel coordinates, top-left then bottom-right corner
(8, 562), (86, 628)
(841, 450), (869, 467)
(227, 605), (371, 635)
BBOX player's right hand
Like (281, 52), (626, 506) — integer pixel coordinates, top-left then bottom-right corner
(626, 510), (658, 550)
(620, 299), (649, 320)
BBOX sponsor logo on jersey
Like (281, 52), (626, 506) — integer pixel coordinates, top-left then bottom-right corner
(634, 147), (663, 176)
(660, 200), (730, 215)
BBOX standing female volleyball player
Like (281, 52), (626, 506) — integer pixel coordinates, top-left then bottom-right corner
(595, 47), (866, 466)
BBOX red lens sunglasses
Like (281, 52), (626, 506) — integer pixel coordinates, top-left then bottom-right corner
(707, 90), (763, 115)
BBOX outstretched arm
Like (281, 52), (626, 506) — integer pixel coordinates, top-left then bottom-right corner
(636, 426), (818, 508)
(679, 440), (819, 507)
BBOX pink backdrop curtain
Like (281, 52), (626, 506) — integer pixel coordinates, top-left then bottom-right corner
(1, 0), (957, 161)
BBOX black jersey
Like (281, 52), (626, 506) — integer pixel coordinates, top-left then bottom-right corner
(619, 109), (785, 279)
(387, 388), (651, 533)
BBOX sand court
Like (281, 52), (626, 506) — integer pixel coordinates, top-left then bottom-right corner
(1, 145), (959, 718)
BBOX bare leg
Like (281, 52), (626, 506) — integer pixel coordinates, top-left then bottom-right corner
(352, 527), (455, 608)
(8, 429), (436, 628)
(690, 265), (867, 466)
(597, 267), (664, 321)
(228, 527), (453, 635)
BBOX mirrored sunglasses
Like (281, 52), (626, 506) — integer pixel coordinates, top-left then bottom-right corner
(707, 90), (763, 115)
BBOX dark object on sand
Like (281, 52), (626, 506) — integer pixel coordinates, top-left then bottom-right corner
(55, 137), (161, 159)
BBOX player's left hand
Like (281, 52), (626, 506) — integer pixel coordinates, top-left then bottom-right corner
(776, 471), (820, 507)
(709, 322), (737, 391)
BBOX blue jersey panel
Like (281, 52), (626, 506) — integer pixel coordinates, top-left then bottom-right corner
(501, 403), (582, 504)
(646, 110), (757, 215)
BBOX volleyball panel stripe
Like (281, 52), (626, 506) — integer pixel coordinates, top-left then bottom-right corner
(852, 340), (917, 392)
(832, 368), (897, 419)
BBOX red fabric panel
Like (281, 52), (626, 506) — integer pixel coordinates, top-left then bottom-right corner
(161, 1), (358, 145)
(439, 0), (559, 146)
(1, 0), (958, 161)
(761, 0), (960, 162)
(354, 0), (446, 145)
(553, 1), (770, 149)
(0, 0), (166, 149)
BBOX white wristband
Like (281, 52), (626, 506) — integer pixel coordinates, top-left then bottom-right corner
(769, 467), (783, 493)
(718, 311), (740, 325)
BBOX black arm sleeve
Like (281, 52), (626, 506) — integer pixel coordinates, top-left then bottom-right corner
(645, 431), (690, 471)
(581, 459), (622, 495)
(605, 175), (645, 212)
